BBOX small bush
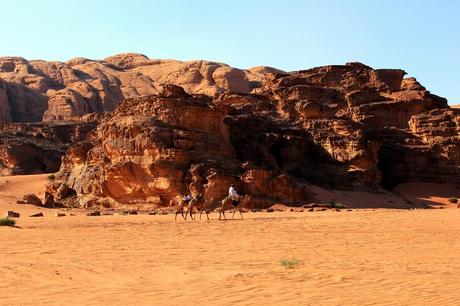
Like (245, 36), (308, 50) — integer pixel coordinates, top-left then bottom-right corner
(329, 199), (347, 209)
(448, 197), (458, 204)
(279, 258), (304, 269)
(0, 218), (16, 227)
(47, 174), (56, 180)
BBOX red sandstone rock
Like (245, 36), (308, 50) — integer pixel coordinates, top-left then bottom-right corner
(0, 78), (12, 124)
(49, 85), (318, 208)
(0, 121), (98, 175)
(0, 56), (457, 209)
(22, 194), (42, 206)
(48, 61), (459, 208)
(0, 54), (255, 124)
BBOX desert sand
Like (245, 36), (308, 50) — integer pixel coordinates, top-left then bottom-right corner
(1, 175), (460, 305)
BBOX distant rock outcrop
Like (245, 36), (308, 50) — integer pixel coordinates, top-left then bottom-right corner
(0, 54), (262, 123)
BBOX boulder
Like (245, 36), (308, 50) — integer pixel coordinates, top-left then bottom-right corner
(29, 212), (44, 217)
(43, 191), (55, 208)
(5, 211), (20, 218)
(23, 194), (42, 206)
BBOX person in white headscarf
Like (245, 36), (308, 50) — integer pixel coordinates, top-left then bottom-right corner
(228, 184), (239, 206)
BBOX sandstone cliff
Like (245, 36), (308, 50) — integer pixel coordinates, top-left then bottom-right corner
(50, 85), (315, 208)
(0, 120), (98, 175)
(0, 54), (282, 124)
(45, 62), (459, 208)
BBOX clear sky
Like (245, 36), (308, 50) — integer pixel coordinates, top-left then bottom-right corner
(1, 0), (459, 104)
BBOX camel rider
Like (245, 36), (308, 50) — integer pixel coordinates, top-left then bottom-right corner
(229, 184), (239, 206)
(183, 194), (192, 203)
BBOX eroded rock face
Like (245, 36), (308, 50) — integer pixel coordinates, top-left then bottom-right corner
(50, 85), (317, 208)
(0, 78), (11, 124)
(264, 62), (447, 127)
(0, 54), (258, 123)
(14, 61), (455, 209)
(0, 121), (97, 175)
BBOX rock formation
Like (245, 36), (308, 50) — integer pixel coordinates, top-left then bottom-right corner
(0, 54), (458, 209)
(45, 62), (460, 209)
(50, 85), (315, 208)
(0, 120), (98, 175)
(0, 54), (277, 123)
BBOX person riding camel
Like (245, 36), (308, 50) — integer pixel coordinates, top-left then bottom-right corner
(228, 184), (239, 206)
(189, 180), (204, 201)
(183, 194), (192, 203)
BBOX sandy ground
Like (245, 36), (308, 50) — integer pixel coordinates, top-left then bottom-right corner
(1, 175), (460, 305)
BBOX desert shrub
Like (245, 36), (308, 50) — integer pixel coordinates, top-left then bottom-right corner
(0, 218), (16, 227)
(329, 199), (347, 209)
(279, 258), (304, 269)
(47, 174), (56, 180)
(448, 197), (458, 204)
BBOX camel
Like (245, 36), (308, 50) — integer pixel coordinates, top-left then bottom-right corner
(218, 195), (249, 220)
(175, 194), (213, 221)
(185, 194), (213, 220)
(174, 197), (188, 220)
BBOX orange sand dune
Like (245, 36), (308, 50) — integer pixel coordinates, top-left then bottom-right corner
(2, 176), (460, 305)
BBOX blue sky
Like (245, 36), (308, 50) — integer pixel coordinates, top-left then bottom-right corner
(1, 0), (459, 104)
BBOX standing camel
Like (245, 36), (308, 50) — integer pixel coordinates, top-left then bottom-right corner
(175, 194), (212, 221)
(219, 195), (249, 220)
(174, 197), (189, 220)
(200, 198), (215, 220)
(185, 194), (214, 220)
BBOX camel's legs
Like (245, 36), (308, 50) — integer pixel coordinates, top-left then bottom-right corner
(199, 209), (209, 220)
(175, 208), (185, 220)
(220, 209), (226, 220)
(232, 207), (238, 219)
(185, 207), (190, 220)
(238, 207), (243, 219)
